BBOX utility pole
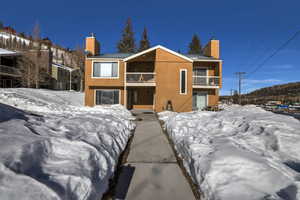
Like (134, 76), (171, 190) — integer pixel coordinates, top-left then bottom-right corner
(230, 89), (234, 104)
(235, 72), (246, 104)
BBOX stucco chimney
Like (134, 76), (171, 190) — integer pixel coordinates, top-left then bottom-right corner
(203, 39), (219, 59)
(85, 33), (100, 56)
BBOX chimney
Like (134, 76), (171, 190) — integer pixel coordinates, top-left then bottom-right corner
(203, 39), (219, 59)
(85, 33), (100, 56)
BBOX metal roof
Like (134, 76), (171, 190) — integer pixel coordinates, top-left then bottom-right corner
(0, 48), (20, 56)
(87, 51), (221, 61)
(184, 54), (220, 61)
(88, 53), (134, 59)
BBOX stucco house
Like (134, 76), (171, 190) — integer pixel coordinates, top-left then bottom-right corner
(84, 35), (222, 112)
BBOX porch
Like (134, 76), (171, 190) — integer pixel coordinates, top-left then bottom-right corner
(126, 87), (155, 110)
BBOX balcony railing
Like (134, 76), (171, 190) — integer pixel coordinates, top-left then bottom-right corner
(126, 72), (155, 83)
(0, 65), (21, 76)
(193, 76), (220, 86)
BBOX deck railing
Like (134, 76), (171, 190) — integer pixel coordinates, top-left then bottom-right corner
(126, 72), (155, 83)
(193, 76), (220, 86)
(0, 65), (21, 76)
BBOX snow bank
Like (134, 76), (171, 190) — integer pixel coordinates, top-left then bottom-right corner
(158, 105), (300, 200)
(0, 88), (135, 200)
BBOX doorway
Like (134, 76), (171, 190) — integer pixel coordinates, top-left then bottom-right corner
(127, 87), (155, 110)
(193, 91), (207, 110)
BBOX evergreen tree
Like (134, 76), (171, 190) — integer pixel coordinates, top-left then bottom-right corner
(188, 34), (202, 54)
(19, 32), (26, 38)
(138, 28), (150, 52)
(117, 18), (136, 53)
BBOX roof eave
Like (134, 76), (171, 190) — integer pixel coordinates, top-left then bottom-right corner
(123, 45), (193, 62)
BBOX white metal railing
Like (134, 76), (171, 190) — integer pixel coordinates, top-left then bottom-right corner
(193, 76), (220, 86)
(0, 65), (21, 76)
(126, 72), (155, 83)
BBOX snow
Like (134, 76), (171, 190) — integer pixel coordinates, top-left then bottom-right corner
(158, 105), (300, 200)
(0, 88), (135, 200)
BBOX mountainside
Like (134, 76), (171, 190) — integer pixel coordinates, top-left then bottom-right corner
(221, 82), (300, 104)
(248, 81), (300, 97)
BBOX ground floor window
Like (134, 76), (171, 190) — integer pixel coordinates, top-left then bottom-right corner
(95, 90), (120, 105)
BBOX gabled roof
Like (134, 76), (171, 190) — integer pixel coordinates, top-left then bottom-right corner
(87, 45), (222, 62)
(123, 45), (193, 62)
(89, 53), (134, 59)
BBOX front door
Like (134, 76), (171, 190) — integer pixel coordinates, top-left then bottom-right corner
(193, 91), (207, 110)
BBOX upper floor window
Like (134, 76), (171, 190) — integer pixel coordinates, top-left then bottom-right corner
(93, 62), (118, 78)
(193, 67), (207, 76)
(180, 69), (187, 94)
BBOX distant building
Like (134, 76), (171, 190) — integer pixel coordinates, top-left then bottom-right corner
(0, 29), (82, 90)
(51, 63), (73, 90)
(0, 48), (21, 87)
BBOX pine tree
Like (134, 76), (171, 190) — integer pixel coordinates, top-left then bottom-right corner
(117, 18), (136, 53)
(188, 34), (202, 54)
(138, 28), (150, 52)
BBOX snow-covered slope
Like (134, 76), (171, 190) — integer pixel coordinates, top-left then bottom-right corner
(159, 105), (300, 200)
(0, 88), (135, 200)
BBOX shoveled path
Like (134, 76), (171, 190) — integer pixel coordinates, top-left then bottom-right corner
(114, 110), (195, 200)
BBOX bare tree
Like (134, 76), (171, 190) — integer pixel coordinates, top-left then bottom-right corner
(74, 45), (85, 91)
(32, 21), (41, 88)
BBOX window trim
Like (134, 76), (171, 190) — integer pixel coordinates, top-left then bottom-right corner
(179, 69), (188, 95)
(91, 60), (120, 79)
(94, 89), (121, 105)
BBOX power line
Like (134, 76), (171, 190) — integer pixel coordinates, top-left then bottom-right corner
(247, 30), (300, 77)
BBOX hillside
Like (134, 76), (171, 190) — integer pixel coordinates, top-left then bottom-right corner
(248, 81), (300, 97)
(221, 82), (300, 104)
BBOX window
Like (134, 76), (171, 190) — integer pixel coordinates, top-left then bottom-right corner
(180, 69), (187, 94)
(93, 62), (118, 78)
(193, 68), (207, 76)
(193, 68), (207, 85)
(95, 90), (120, 105)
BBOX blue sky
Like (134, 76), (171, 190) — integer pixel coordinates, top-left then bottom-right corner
(1, 0), (300, 95)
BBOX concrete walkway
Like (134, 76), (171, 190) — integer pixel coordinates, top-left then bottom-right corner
(114, 111), (195, 200)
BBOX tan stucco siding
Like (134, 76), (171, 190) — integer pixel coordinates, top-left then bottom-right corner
(155, 48), (190, 62)
(154, 49), (193, 112)
(84, 58), (125, 106)
(85, 59), (125, 87)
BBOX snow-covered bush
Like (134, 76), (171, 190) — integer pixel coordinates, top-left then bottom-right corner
(0, 88), (135, 200)
(159, 105), (300, 200)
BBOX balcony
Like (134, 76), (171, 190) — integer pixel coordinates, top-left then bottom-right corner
(0, 65), (21, 77)
(126, 72), (156, 86)
(193, 76), (220, 88)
